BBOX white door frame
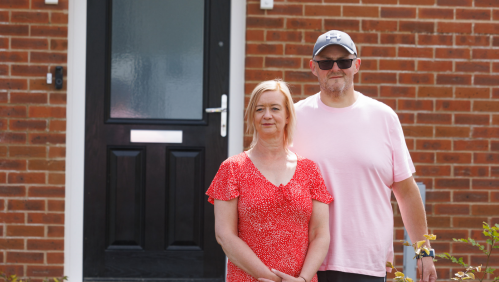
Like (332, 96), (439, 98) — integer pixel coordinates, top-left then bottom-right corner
(65, 1), (246, 280)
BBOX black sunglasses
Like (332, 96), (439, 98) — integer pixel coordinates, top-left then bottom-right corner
(313, 58), (355, 70)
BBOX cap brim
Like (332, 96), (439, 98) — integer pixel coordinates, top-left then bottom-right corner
(314, 43), (355, 57)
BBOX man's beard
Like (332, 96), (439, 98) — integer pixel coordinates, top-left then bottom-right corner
(319, 72), (352, 98)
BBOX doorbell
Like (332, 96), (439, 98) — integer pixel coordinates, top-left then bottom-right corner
(55, 66), (63, 89)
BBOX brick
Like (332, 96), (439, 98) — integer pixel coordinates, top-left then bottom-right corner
(264, 57), (298, 68)
(48, 173), (64, 185)
(356, 85), (377, 97)
(474, 101), (499, 112)
(399, 99), (432, 111)
(402, 125), (433, 137)
(436, 48), (470, 59)
(28, 266), (64, 277)
(476, 75), (499, 86)
(7, 225), (44, 237)
(11, 38), (48, 50)
(380, 34), (415, 45)
(361, 46), (396, 57)
(285, 71), (317, 83)
(360, 59), (378, 71)
(473, 49), (499, 60)
(348, 33), (378, 44)
(418, 61), (452, 72)
(344, 6), (379, 17)
(28, 106), (66, 118)
(0, 132), (27, 144)
(399, 47), (433, 58)
(416, 139), (451, 150)
(0, 146), (6, 157)
(31, 25), (67, 37)
(456, 8), (491, 20)
(49, 120), (66, 132)
(10, 146), (46, 158)
(456, 62), (490, 73)
(29, 133), (65, 145)
(438, 22), (472, 33)
(377, 99), (396, 110)
(475, 23), (499, 35)
(419, 8), (454, 19)
(383, 86), (416, 98)
(28, 213), (64, 224)
(435, 204), (470, 215)
(285, 44), (312, 56)
(0, 186), (25, 197)
(380, 7), (415, 18)
(379, 60), (414, 71)
(49, 147), (65, 158)
(436, 126), (470, 137)
(11, 11), (49, 23)
(10, 120), (46, 131)
(28, 160), (65, 171)
(473, 127), (499, 138)
(0, 106), (26, 118)
(325, 19), (359, 31)
(245, 57), (262, 68)
(305, 5), (341, 16)
(324, 0), (359, 2)
(266, 31), (301, 42)
(0, 64), (7, 75)
(418, 86), (452, 98)
(0, 51), (28, 62)
(397, 113), (414, 124)
(48, 226), (64, 237)
(400, 73), (434, 84)
(474, 153), (499, 164)
(456, 87), (489, 99)
(29, 186), (64, 198)
(493, 141), (499, 151)
(436, 152), (471, 163)
(361, 72), (396, 84)
(50, 93), (66, 105)
(410, 152), (434, 163)
(436, 100), (470, 111)
(494, 191), (499, 201)
(426, 191), (450, 202)
(472, 205), (499, 216)
(0, 159), (26, 170)
(7, 252), (43, 263)
(415, 165), (451, 176)
(0, 213), (24, 223)
(362, 0), (397, 3)
(50, 39), (68, 51)
(455, 140), (489, 151)
(11, 65), (48, 77)
(437, 0), (472, 6)
(453, 217), (489, 228)
(11, 92), (47, 104)
(8, 199), (44, 211)
(0, 25), (29, 36)
(48, 199), (64, 211)
(418, 34), (453, 46)
(0, 239), (24, 250)
(286, 18), (322, 30)
(361, 20), (396, 32)
(400, 21), (434, 33)
(494, 115), (499, 125)
(47, 252), (64, 264)
(456, 35), (490, 46)
(30, 52), (67, 64)
(8, 172), (45, 184)
(436, 74), (471, 85)
(454, 191), (489, 202)
(32, 0), (68, 9)
(472, 179), (499, 189)
(435, 178), (470, 189)
(247, 43), (282, 55)
(51, 12), (68, 23)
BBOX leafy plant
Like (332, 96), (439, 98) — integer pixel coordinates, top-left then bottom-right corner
(386, 234), (437, 282)
(0, 273), (67, 282)
(438, 222), (499, 282)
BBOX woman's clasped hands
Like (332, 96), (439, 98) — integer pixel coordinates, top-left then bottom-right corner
(258, 269), (307, 282)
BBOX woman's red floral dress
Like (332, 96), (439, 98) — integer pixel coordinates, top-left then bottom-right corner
(207, 152), (333, 282)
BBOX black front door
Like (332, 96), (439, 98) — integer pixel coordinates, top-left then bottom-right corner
(83, 0), (229, 280)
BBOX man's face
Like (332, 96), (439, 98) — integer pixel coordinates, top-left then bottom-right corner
(309, 45), (361, 97)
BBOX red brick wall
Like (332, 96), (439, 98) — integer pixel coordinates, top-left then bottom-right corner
(245, 0), (499, 280)
(0, 0), (67, 279)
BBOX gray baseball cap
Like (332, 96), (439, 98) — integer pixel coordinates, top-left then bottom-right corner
(312, 30), (357, 58)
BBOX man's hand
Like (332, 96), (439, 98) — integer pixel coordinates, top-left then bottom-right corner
(417, 257), (437, 282)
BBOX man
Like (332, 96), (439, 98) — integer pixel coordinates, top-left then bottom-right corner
(290, 30), (437, 282)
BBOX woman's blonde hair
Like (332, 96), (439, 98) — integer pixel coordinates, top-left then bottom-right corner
(245, 79), (296, 149)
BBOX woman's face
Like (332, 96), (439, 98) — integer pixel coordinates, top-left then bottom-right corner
(253, 90), (288, 139)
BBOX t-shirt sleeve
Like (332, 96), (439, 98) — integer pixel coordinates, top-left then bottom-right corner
(206, 159), (240, 205)
(390, 114), (416, 183)
(308, 161), (334, 204)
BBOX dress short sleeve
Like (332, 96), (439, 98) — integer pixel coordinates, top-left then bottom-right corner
(206, 158), (240, 204)
(307, 160), (333, 204)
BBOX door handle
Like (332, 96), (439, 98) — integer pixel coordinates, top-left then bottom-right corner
(205, 94), (227, 137)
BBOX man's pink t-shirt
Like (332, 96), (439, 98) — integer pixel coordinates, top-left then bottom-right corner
(290, 92), (415, 277)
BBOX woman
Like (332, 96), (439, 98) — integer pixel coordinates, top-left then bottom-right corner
(206, 80), (333, 282)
